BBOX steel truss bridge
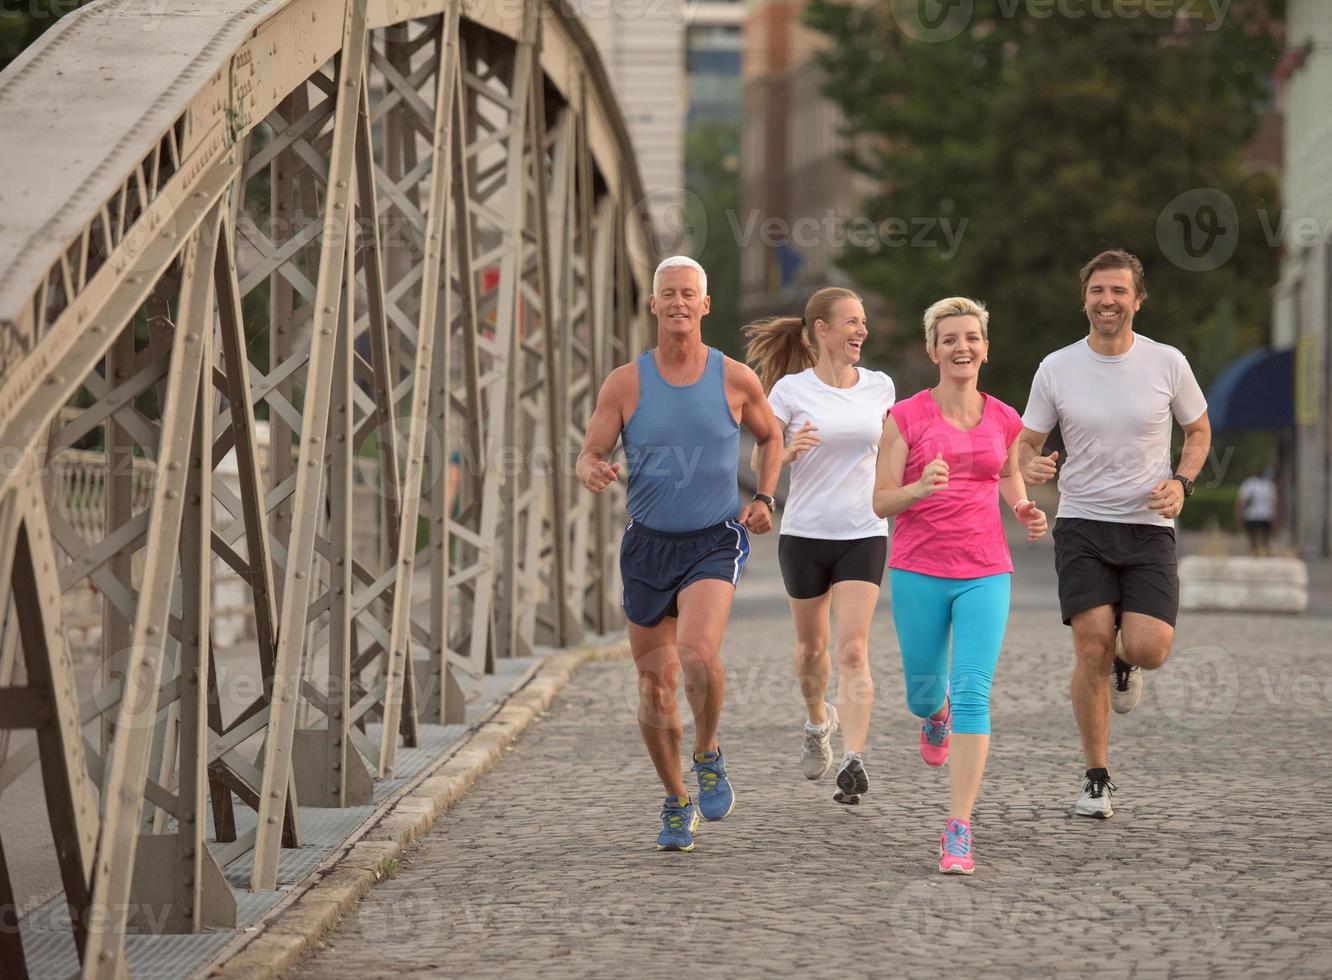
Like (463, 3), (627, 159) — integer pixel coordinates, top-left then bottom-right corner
(0, 1), (652, 975)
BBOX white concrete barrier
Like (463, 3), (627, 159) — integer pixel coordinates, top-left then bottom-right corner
(1179, 556), (1308, 613)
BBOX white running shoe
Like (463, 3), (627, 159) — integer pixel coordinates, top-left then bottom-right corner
(1074, 770), (1117, 819)
(1110, 656), (1142, 714)
(800, 703), (839, 779)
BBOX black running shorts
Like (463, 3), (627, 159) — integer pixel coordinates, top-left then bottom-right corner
(1052, 518), (1179, 627)
(777, 534), (887, 600)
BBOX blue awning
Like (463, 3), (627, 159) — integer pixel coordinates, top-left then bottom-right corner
(1206, 347), (1293, 432)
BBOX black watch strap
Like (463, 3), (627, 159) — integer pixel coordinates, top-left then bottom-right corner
(1173, 474), (1195, 497)
(752, 492), (775, 513)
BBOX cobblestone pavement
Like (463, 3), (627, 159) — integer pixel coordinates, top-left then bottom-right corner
(287, 530), (1332, 979)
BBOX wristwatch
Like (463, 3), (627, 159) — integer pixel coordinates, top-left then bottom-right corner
(752, 492), (775, 514)
(1172, 474), (1195, 497)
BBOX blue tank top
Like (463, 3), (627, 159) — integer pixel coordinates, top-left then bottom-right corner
(622, 348), (741, 532)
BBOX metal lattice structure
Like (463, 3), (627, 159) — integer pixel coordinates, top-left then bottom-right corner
(0, 0), (652, 975)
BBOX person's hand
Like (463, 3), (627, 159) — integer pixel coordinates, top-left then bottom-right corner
(1148, 478), (1184, 519)
(1014, 499), (1048, 541)
(914, 452), (949, 499)
(738, 499), (772, 534)
(783, 421), (820, 465)
(1024, 449), (1058, 485)
(580, 459), (620, 493)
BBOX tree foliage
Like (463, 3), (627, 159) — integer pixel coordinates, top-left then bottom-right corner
(802, 0), (1284, 404)
(685, 119), (743, 356)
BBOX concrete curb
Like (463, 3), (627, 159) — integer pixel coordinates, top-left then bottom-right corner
(202, 639), (630, 980)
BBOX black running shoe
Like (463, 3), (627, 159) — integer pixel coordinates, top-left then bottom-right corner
(833, 752), (868, 806)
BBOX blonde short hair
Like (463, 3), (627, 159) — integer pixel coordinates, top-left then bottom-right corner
(923, 296), (989, 349)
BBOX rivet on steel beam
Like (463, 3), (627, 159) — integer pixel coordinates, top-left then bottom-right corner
(295, 570), (306, 579)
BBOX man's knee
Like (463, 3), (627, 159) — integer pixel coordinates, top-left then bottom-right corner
(635, 654), (679, 706)
(677, 641), (721, 674)
(1071, 612), (1117, 667)
(1121, 637), (1170, 670)
(1121, 615), (1174, 670)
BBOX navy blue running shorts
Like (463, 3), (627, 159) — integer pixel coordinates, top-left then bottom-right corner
(619, 518), (751, 627)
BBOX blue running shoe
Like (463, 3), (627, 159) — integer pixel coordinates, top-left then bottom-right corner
(657, 795), (699, 851)
(692, 748), (735, 821)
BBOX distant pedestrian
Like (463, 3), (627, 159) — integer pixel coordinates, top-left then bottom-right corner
(743, 287), (895, 805)
(577, 256), (783, 852)
(1018, 249), (1211, 819)
(872, 297), (1047, 874)
(1235, 468), (1278, 555)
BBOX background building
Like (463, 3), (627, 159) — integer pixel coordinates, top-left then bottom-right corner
(1273, 0), (1332, 556)
(738, 0), (875, 321)
(578, 0), (686, 250)
(686, 1), (743, 125)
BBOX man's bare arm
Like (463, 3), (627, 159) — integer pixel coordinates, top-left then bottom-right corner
(1018, 426), (1057, 485)
(736, 365), (782, 497)
(1176, 410), (1211, 482)
(576, 367), (630, 493)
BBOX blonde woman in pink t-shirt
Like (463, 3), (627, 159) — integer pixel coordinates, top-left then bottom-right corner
(872, 297), (1047, 875)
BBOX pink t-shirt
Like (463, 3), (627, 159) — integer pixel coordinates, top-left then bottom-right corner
(888, 389), (1024, 579)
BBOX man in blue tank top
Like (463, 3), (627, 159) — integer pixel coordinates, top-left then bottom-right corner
(577, 255), (783, 852)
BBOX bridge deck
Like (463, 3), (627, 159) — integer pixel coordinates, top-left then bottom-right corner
(285, 529), (1332, 977)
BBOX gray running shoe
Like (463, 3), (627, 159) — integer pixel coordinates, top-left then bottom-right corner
(833, 752), (868, 806)
(1110, 656), (1142, 714)
(800, 703), (839, 779)
(1074, 770), (1116, 819)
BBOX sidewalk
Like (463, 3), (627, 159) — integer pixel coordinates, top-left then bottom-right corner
(283, 530), (1332, 978)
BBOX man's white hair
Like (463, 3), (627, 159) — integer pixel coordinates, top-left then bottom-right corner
(653, 255), (707, 297)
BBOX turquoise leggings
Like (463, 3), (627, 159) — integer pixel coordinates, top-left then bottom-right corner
(889, 569), (1011, 735)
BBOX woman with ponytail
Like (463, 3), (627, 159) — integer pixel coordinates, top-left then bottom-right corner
(743, 288), (895, 805)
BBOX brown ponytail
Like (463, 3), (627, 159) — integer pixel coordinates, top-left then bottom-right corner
(742, 287), (863, 393)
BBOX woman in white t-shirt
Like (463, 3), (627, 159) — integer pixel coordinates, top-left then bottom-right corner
(743, 288), (895, 805)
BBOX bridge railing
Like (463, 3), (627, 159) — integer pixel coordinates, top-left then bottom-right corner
(0, 1), (654, 975)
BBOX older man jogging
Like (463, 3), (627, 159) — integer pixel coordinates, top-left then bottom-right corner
(1018, 249), (1212, 819)
(577, 255), (783, 851)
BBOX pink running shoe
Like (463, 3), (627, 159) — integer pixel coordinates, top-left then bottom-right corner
(920, 702), (950, 767)
(939, 818), (974, 875)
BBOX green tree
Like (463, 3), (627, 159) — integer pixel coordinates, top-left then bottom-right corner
(685, 120), (743, 356)
(802, 0), (1284, 405)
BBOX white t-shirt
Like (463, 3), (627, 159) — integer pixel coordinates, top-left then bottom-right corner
(1239, 476), (1277, 521)
(768, 367), (895, 539)
(1021, 335), (1207, 527)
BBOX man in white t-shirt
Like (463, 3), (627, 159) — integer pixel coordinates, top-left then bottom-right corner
(1235, 469), (1278, 555)
(1018, 249), (1212, 819)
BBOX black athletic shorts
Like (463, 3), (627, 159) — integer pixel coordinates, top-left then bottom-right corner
(1053, 518), (1179, 627)
(777, 534), (887, 600)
